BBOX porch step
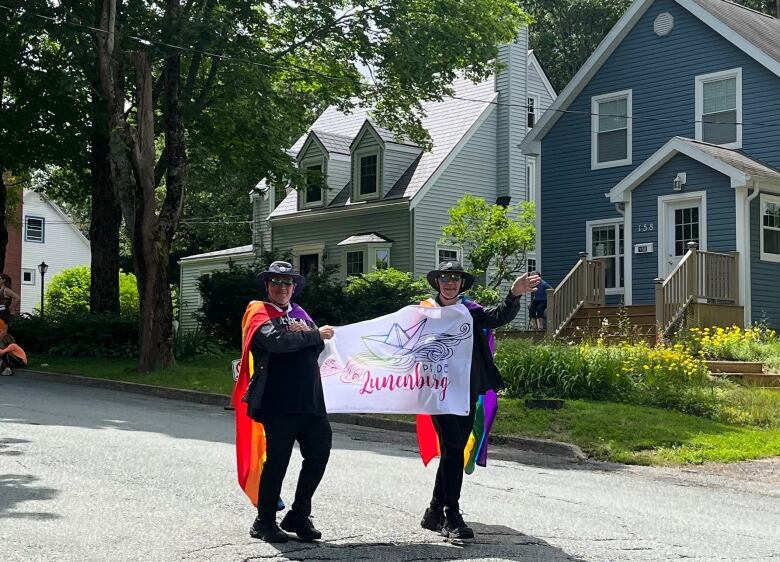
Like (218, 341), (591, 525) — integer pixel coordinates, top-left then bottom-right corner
(705, 361), (764, 374)
(558, 305), (658, 343)
(711, 372), (780, 387)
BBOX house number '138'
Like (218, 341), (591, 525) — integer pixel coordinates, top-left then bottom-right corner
(637, 223), (655, 232)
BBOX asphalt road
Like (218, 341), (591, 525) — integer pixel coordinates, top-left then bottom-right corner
(1, 376), (779, 561)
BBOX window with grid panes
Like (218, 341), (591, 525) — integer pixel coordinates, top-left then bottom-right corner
(346, 251), (364, 276)
(590, 223), (624, 289)
(359, 154), (378, 195)
(761, 195), (780, 261)
(701, 76), (737, 145)
(674, 207), (699, 256)
(305, 164), (323, 204)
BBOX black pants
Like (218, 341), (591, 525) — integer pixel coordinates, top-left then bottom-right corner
(429, 405), (476, 512)
(257, 414), (332, 522)
(0, 353), (25, 368)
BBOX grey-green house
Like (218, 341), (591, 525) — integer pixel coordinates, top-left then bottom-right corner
(179, 29), (555, 333)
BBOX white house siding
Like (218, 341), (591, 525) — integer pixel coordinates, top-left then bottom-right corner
(271, 205), (410, 279)
(326, 155), (351, 206)
(412, 107), (499, 277)
(252, 191), (272, 252)
(496, 28), (529, 202)
(178, 252), (256, 333)
(19, 190), (91, 314)
(383, 145), (421, 194)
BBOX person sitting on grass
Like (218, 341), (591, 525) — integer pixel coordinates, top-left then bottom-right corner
(0, 334), (27, 376)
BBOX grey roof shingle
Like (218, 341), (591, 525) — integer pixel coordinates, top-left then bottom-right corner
(272, 76), (497, 217)
(691, 0), (780, 65)
(310, 130), (353, 155)
(678, 137), (780, 182)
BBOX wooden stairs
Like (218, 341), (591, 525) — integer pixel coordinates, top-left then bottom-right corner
(558, 305), (657, 343)
(706, 361), (780, 389)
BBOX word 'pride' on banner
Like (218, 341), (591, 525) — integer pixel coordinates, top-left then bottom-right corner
(319, 305), (474, 415)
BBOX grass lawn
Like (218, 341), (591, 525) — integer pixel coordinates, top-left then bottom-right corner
(30, 352), (238, 395)
(27, 353), (780, 466)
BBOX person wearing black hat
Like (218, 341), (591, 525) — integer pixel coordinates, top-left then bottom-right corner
(237, 261), (335, 543)
(418, 261), (540, 540)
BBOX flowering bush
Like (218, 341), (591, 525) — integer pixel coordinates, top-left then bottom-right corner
(496, 339), (712, 413)
(679, 325), (778, 362)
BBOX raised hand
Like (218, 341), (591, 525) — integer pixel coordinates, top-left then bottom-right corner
(511, 273), (541, 296)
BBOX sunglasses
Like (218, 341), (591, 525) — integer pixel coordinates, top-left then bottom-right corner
(438, 273), (463, 283)
(269, 277), (295, 286)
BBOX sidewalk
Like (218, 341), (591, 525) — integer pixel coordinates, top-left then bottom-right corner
(15, 367), (586, 461)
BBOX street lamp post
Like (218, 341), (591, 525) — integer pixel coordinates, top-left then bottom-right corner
(38, 261), (48, 320)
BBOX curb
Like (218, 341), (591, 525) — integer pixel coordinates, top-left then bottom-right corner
(15, 368), (586, 461)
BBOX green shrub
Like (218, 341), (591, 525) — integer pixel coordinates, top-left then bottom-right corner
(197, 261), (265, 348)
(12, 312), (138, 358)
(43, 265), (139, 316)
(174, 326), (223, 359)
(464, 284), (501, 306)
(344, 268), (431, 322)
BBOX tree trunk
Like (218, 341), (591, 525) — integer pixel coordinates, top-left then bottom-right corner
(0, 172), (8, 275)
(88, 84), (122, 314)
(0, 73), (7, 274)
(97, 0), (185, 372)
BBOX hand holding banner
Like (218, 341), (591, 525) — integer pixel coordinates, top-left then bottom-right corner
(319, 305), (473, 415)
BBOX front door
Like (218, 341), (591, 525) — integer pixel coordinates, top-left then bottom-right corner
(662, 197), (704, 276)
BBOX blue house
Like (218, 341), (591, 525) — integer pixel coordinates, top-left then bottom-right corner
(521, 0), (780, 336)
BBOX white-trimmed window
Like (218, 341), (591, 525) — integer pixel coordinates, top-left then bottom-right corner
(22, 269), (35, 285)
(436, 245), (461, 265)
(302, 162), (324, 207)
(25, 216), (45, 243)
(526, 256), (537, 274)
(586, 219), (625, 293)
(272, 183), (287, 209)
(696, 68), (741, 148)
(527, 95), (540, 129)
(760, 194), (780, 263)
(592, 90), (632, 169)
(526, 158), (536, 204)
(346, 251), (365, 276)
(352, 149), (381, 201)
(374, 248), (390, 270)
(292, 243), (325, 274)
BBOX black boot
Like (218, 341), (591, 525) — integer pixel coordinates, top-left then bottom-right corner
(420, 506), (445, 533)
(280, 510), (322, 541)
(442, 509), (474, 540)
(249, 517), (289, 543)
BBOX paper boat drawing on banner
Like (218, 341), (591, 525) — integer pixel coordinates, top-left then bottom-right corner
(362, 318), (427, 359)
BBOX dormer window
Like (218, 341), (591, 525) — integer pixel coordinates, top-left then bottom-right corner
(359, 154), (378, 196)
(303, 163), (324, 207)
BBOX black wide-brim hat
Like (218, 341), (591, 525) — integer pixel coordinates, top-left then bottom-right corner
(426, 260), (475, 292)
(258, 260), (306, 298)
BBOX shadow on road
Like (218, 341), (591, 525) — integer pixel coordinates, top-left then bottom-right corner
(0, 474), (61, 521)
(261, 522), (584, 561)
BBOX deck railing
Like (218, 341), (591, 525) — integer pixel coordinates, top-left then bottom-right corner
(655, 242), (739, 338)
(547, 252), (605, 338)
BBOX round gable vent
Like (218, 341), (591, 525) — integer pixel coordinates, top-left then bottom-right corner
(654, 12), (675, 36)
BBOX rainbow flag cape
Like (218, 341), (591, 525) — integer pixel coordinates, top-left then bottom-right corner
(232, 301), (312, 505)
(416, 298), (498, 472)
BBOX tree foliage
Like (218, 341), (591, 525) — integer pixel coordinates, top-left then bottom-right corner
(44, 265), (139, 316)
(526, 0), (777, 93)
(442, 195), (535, 289)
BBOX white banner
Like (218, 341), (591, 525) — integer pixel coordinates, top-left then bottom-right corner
(320, 305), (474, 415)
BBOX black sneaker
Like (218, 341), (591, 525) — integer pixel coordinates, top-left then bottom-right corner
(280, 510), (322, 541)
(442, 510), (474, 540)
(249, 517), (288, 543)
(420, 506), (445, 532)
